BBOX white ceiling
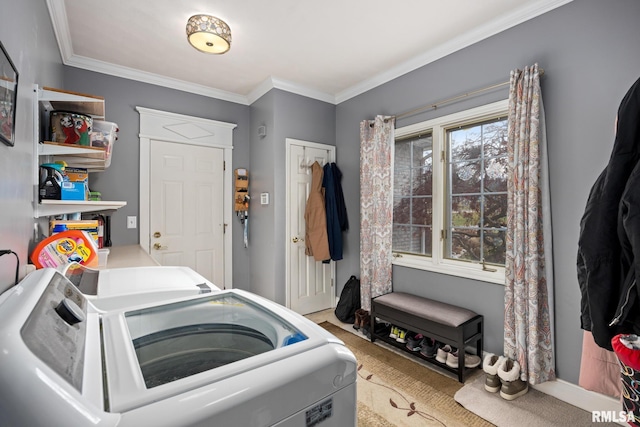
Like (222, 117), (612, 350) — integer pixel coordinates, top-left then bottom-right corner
(49, 0), (571, 105)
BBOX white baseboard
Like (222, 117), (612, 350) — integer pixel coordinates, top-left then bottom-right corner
(532, 379), (626, 426)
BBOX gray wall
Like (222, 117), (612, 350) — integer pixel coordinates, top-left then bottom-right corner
(335, 0), (640, 385)
(249, 89), (335, 304)
(0, 0), (64, 292)
(2, 0), (638, 389)
(62, 68), (253, 290)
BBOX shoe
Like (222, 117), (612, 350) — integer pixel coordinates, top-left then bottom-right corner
(446, 350), (459, 368)
(405, 333), (424, 351)
(352, 309), (364, 330)
(360, 312), (371, 335)
(435, 344), (453, 364)
(497, 358), (529, 400)
(483, 353), (505, 393)
(396, 328), (408, 343)
(419, 337), (440, 358)
(464, 353), (482, 368)
(389, 326), (398, 339)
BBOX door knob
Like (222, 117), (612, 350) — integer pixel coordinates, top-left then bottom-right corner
(153, 232), (161, 238)
(292, 237), (299, 243)
(153, 243), (167, 250)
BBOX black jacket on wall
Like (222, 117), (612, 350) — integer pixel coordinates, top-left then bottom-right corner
(578, 76), (640, 351)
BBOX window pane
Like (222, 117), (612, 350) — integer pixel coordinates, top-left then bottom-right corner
(394, 168), (410, 198)
(449, 126), (481, 162)
(451, 160), (481, 194)
(392, 225), (432, 256)
(484, 229), (506, 265)
(393, 197), (411, 223)
(414, 166), (433, 196)
(482, 119), (508, 157)
(451, 195), (481, 227)
(411, 197), (432, 226)
(412, 136), (433, 168)
(392, 224), (412, 252)
(393, 133), (433, 257)
(446, 116), (508, 266)
(483, 194), (507, 228)
(484, 156), (507, 192)
(449, 227), (481, 262)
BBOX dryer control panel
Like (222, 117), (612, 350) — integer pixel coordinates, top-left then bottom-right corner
(20, 271), (87, 391)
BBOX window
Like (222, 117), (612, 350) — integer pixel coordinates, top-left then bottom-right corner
(392, 100), (508, 284)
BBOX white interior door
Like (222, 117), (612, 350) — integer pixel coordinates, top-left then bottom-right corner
(286, 139), (336, 315)
(149, 140), (225, 286)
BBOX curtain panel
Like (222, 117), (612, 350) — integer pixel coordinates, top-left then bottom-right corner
(504, 64), (556, 384)
(359, 116), (395, 311)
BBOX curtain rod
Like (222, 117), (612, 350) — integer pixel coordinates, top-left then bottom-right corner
(391, 68), (545, 122)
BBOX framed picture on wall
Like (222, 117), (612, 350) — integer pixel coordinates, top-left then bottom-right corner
(0, 41), (18, 147)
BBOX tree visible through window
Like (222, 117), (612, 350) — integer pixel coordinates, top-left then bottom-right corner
(392, 100), (509, 281)
(446, 118), (507, 265)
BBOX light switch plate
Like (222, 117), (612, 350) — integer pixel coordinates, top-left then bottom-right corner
(260, 193), (269, 205)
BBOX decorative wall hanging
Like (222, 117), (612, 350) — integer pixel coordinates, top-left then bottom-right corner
(0, 41), (18, 147)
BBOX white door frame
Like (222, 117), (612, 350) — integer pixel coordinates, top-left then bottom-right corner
(137, 107), (237, 288)
(285, 138), (337, 310)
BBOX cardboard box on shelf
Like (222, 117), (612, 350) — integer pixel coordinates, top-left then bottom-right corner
(61, 167), (89, 200)
(49, 219), (99, 247)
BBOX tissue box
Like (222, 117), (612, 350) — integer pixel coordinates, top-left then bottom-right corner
(61, 167), (89, 200)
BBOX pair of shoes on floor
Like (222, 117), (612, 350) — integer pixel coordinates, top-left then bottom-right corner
(405, 332), (424, 351)
(483, 353), (529, 400)
(419, 337), (440, 358)
(352, 309), (369, 330)
(435, 344), (454, 364)
(446, 350), (481, 368)
(434, 345), (481, 368)
(389, 325), (408, 343)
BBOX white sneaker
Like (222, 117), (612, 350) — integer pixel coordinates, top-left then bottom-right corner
(446, 350), (459, 367)
(435, 344), (452, 364)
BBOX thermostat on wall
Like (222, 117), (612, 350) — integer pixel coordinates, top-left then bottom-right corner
(260, 193), (269, 205)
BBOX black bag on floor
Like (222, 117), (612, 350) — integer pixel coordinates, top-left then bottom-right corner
(334, 275), (361, 323)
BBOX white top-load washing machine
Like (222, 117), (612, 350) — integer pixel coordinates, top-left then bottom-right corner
(58, 262), (220, 310)
(0, 268), (357, 427)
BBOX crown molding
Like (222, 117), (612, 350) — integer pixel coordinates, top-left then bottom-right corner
(247, 77), (335, 105)
(46, 0), (74, 61)
(48, 0), (573, 107)
(334, 0), (574, 104)
(65, 54), (250, 105)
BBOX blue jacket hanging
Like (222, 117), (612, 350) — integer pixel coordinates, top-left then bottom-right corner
(323, 162), (348, 261)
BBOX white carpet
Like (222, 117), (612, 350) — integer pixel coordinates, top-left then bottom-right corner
(454, 374), (620, 426)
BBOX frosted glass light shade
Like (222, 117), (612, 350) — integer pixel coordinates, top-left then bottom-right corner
(186, 14), (231, 54)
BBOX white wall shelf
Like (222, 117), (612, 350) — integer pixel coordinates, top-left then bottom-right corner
(34, 84), (125, 218)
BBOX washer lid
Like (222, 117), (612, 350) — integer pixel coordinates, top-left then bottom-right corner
(102, 289), (337, 412)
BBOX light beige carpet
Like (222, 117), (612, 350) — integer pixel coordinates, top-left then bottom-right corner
(454, 372), (621, 426)
(319, 322), (493, 427)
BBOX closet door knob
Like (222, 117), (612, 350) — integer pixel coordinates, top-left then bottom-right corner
(292, 237), (299, 243)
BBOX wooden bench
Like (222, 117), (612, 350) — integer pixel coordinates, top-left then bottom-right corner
(370, 292), (483, 382)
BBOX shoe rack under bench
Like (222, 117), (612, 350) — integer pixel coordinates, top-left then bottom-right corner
(369, 292), (484, 383)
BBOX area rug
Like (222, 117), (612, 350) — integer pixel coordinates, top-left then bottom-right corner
(319, 321), (493, 427)
(453, 371), (620, 426)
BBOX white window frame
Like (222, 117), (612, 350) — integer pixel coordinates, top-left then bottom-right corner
(392, 99), (509, 285)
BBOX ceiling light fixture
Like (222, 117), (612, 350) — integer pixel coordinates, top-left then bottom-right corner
(186, 14), (231, 54)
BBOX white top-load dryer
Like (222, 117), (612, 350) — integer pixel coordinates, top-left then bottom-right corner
(0, 268), (357, 427)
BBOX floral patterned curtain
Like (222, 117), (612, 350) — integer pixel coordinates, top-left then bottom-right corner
(360, 116), (395, 311)
(504, 64), (556, 384)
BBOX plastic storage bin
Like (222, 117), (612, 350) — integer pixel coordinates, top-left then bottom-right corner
(90, 120), (119, 168)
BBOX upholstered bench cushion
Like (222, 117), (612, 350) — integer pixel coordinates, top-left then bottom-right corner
(374, 292), (477, 327)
